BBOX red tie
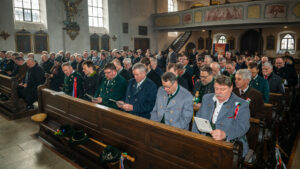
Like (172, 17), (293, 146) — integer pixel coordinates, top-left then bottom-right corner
(264, 76), (268, 79)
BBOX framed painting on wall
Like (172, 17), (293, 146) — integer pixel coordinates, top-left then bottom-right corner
(34, 30), (49, 53)
(15, 29), (31, 53)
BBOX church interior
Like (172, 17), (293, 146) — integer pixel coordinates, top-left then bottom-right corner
(0, 0), (300, 168)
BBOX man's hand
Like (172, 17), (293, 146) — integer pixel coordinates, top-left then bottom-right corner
(210, 129), (226, 141)
(92, 97), (102, 103)
(194, 103), (201, 110)
(116, 101), (125, 108)
(122, 104), (133, 111)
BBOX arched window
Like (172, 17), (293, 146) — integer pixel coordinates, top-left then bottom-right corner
(14, 0), (40, 22)
(168, 0), (174, 12)
(88, 0), (104, 27)
(217, 35), (227, 44)
(280, 34), (294, 50)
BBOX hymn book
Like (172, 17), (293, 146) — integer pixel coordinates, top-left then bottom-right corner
(194, 117), (213, 133)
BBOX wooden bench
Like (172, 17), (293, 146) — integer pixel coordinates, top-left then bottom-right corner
(0, 74), (37, 119)
(38, 88), (243, 169)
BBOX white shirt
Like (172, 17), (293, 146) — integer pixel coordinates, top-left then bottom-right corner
(239, 86), (249, 95)
(137, 77), (146, 88)
(212, 95), (229, 124)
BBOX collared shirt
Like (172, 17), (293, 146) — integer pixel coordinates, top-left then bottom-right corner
(253, 74), (258, 80)
(212, 95), (229, 124)
(136, 77), (146, 88)
(169, 85), (179, 98)
(118, 67), (123, 74)
(239, 86), (249, 95)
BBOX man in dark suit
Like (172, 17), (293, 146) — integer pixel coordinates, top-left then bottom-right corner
(140, 57), (162, 88)
(166, 47), (177, 65)
(150, 57), (164, 77)
(81, 61), (101, 101)
(179, 53), (193, 76)
(18, 58), (45, 110)
(112, 59), (132, 81)
(117, 63), (157, 119)
(233, 69), (264, 117)
(274, 57), (298, 87)
(75, 54), (85, 77)
(223, 61), (236, 87)
(248, 62), (269, 103)
(62, 62), (83, 98)
(177, 63), (194, 92)
(192, 75), (250, 157)
(262, 62), (284, 94)
(166, 63), (189, 90)
(40, 54), (53, 74)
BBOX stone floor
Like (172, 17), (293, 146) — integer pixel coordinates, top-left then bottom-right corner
(0, 114), (78, 169)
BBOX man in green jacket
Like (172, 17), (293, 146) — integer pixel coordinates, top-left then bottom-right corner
(93, 63), (127, 109)
(62, 62), (83, 98)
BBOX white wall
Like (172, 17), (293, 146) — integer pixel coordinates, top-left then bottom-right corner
(0, 0), (167, 55)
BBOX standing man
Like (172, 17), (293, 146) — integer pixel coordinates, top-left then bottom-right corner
(18, 58), (45, 111)
(93, 63), (127, 109)
(248, 62), (269, 103)
(117, 63), (157, 119)
(192, 75), (250, 157)
(150, 72), (193, 130)
(166, 47), (177, 65)
(62, 62), (83, 98)
(233, 69), (264, 117)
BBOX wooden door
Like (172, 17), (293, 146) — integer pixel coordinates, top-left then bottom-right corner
(134, 38), (150, 53)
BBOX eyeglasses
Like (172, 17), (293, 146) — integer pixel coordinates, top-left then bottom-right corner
(163, 82), (175, 90)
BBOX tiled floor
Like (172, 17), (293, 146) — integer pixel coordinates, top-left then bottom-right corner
(0, 115), (78, 169)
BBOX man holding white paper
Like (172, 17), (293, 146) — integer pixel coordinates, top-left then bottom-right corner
(192, 75), (250, 157)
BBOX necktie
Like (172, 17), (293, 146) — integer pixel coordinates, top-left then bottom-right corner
(264, 76), (268, 79)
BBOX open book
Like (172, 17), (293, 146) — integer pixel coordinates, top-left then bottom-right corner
(194, 117), (213, 133)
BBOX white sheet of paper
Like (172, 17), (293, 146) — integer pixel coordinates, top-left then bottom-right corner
(194, 117), (213, 133)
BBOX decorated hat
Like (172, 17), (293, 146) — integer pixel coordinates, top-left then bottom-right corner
(58, 125), (74, 137)
(99, 145), (122, 163)
(69, 129), (89, 145)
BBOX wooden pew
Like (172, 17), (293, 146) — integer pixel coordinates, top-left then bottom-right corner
(0, 74), (37, 119)
(38, 88), (243, 169)
(244, 118), (265, 169)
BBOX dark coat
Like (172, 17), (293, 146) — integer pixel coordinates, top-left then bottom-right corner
(181, 71), (194, 92)
(178, 76), (189, 91)
(154, 66), (164, 77)
(124, 78), (157, 119)
(82, 71), (101, 101)
(167, 52), (177, 65)
(233, 87), (264, 118)
(49, 65), (65, 91)
(250, 75), (269, 103)
(192, 79), (214, 103)
(12, 64), (28, 83)
(132, 57), (141, 65)
(274, 66), (298, 87)
(19, 64), (45, 105)
(119, 68), (132, 81)
(147, 70), (162, 88)
(41, 60), (54, 74)
(266, 72), (284, 94)
(76, 60), (85, 77)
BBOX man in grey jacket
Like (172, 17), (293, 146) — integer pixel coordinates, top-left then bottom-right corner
(192, 75), (250, 157)
(151, 72), (193, 130)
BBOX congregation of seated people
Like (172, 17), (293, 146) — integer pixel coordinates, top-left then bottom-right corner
(0, 48), (299, 157)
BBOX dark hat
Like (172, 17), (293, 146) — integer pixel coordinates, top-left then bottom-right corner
(69, 129), (89, 145)
(99, 145), (122, 163)
(59, 124), (73, 137)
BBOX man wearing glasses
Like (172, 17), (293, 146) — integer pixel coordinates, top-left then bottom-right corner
(93, 63), (128, 109)
(150, 72), (193, 130)
(193, 66), (215, 109)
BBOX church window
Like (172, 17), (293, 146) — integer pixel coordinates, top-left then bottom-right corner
(88, 0), (104, 27)
(14, 0), (40, 22)
(168, 0), (174, 12)
(217, 35), (227, 44)
(280, 34), (294, 50)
